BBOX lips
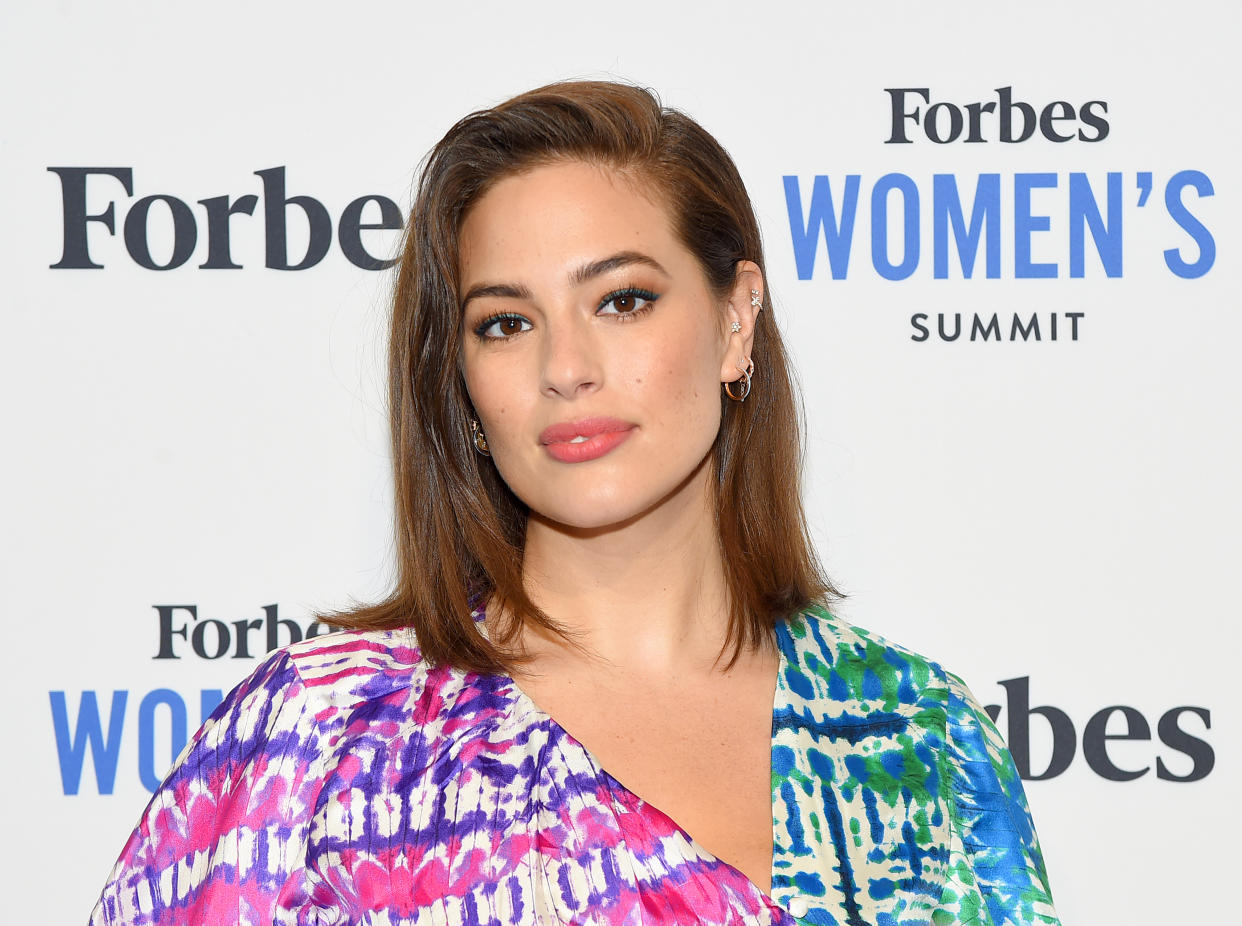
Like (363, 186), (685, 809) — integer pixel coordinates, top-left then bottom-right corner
(539, 417), (636, 463)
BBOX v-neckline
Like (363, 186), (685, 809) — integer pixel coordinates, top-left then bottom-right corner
(476, 606), (795, 917)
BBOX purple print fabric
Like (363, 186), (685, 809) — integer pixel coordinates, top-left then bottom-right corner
(89, 605), (1059, 925)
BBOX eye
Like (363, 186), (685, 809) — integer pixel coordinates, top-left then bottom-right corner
(597, 287), (659, 318)
(475, 313), (532, 340)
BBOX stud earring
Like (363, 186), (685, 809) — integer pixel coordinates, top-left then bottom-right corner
(730, 321), (742, 333)
(470, 419), (491, 456)
(750, 289), (762, 308)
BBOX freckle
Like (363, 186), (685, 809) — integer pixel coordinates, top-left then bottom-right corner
(636, 378), (643, 384)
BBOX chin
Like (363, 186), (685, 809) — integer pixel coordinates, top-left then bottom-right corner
(535, 498), (649, 533)
(530, 473), (706, 534)
(518, 476), (642, 528)
(511, 447), (717, 534)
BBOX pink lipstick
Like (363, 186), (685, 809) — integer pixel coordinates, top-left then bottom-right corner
(539, 417), (636, 463)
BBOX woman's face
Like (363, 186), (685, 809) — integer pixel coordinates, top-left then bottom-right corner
(457, 159), (760, 532)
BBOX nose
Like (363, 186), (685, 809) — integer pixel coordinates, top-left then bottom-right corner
(540, 315), (602, 400)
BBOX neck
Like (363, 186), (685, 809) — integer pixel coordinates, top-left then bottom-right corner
(515, 455), (734, 676)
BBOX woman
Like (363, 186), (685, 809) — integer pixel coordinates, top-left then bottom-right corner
(90, 80), (1060, 925)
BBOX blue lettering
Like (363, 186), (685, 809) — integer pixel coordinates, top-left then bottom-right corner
(201, 688), (225, 720)
(1014, 173), (1058, 279)
(49, 690), (127, 795)
(871, 173), (919, 281)
(1163, 170), (1215, 278)
(138, 689), (188, 792)
(783, 174), (860, 280)
(932, 174), (1000, 279)
(1069, 172), (1122, 278)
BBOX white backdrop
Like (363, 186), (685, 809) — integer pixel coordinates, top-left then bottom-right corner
(3, 2), (1237, 923)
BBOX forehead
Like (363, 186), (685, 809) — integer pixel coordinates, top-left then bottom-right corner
(457, 160), (684, 283)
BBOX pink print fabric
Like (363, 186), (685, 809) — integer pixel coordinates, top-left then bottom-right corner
(89, 628), (794, 925)
(90, 606), (1060, 925)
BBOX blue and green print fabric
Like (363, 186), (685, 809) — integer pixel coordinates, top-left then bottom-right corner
(91, 601), (1059, 924)
(771, 605), (1061, 924)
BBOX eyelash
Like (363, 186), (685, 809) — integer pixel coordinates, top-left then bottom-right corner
(471, 286), (660, 341)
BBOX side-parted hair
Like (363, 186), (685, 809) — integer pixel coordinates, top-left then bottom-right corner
(321, 78), (844, 674)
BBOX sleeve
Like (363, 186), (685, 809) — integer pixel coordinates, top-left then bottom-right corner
(88, 650), (332, 926)
(934, 672), (1061, 926)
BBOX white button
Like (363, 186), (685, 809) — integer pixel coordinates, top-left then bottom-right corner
(787, 897), (809, 918)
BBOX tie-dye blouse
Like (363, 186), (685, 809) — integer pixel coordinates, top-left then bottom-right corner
(90, 604), (1060, 925)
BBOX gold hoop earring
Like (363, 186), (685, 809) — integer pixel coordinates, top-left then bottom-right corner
(723, 357), (755, 402)
(470, 419), (491, 456)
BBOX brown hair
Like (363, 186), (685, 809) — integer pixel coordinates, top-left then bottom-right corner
(321, 78), (844, 674)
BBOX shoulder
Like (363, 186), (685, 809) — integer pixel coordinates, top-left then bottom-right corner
(779, 601), (952, 708)
(89, 627), (464, 926)
(278, 625), (430, 702)
(776, 604), (1061, 920)
(781, 603), (1010, 748)
(274, 625), (513, 752)
(781, 603), (1025, 777)
(188, 626), (439, 753)
(163, 627), (433, 772)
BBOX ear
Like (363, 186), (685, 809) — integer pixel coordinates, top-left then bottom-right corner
(719, 260), (764, 385)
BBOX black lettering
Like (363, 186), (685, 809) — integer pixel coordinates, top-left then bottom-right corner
(338, 195), (402, 270)
(154, 604), (195, 659)
(1156, 707), (1214, 782)
(264, 603), (302, 651)
(1067, 311), (1085, 340)
(191, 618), (230, 659)
(198, 194), (259, 269)
(231, 618), (264, 658)
(123, 195), (197, 270)
(1011, 314), (1040, 341)
(884, 88), (930, 144)
(255, 166), (332, 270)
(1078, 100), (1110, 142)
(996, 87), (1036, 143)
(48, 167), (134, 269)
(925, 102), (963, 144)
(964, 101), (996, 143)
(910, 313), (929, 341)
(882, 92), (1109, 144)
(997, 676), (1076, 779)
(1083, 705), (1151, 781)
(971, 313), (1001, 340)
(1039, 101), (1076, 142)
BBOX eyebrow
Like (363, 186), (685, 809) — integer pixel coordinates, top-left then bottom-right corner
(459, 251), (670, 313)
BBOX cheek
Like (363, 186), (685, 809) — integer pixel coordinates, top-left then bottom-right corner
(631, 333), (722, 431)
(464, 360), (545, 505)
(463, 360), (517, 437)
